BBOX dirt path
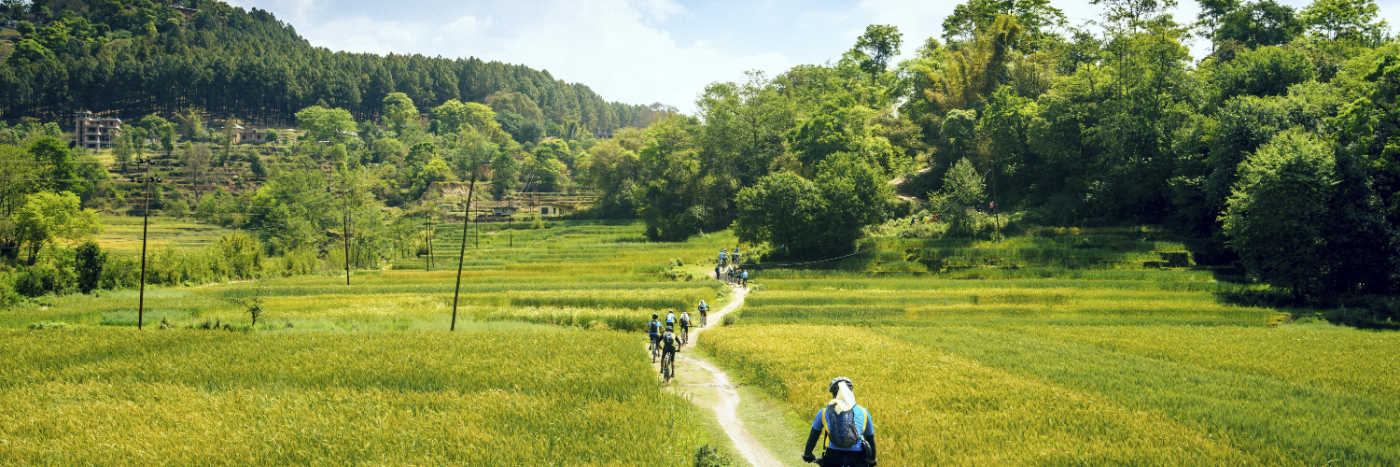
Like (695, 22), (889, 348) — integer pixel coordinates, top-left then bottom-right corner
(676, 285), (786, 467)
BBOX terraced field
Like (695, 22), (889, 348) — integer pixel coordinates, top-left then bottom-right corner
(0, 221), (735, 466)
(704, 229), (1400, 466)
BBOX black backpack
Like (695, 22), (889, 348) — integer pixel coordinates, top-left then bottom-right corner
(824, 405), (862, 449)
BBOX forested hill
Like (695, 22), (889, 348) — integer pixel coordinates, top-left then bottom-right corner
(0, 0), (648, 130)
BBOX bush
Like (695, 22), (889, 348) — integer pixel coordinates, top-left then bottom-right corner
(693, 445), (734, 467)
(74, 241), (106, 294)
(15, 263), (76, 297)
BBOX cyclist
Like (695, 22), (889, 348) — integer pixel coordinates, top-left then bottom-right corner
(802, 377), (877, 467)
(718, 248), (728, 267)
(679, 311), (691, 340)
(646, 313), (663, 362)
(741, 269), (749, 289)
(665, 309), (677, 328)
(660, 324), (680, 378)
(698, 300), (710, 326)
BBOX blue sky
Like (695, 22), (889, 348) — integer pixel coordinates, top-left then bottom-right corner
(224, 0), (1400, 113)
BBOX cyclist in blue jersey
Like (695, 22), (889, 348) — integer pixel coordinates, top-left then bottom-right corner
(803, 377), (876, 466)
(665, 309), (676, 326)
(646, 313), (662, 362)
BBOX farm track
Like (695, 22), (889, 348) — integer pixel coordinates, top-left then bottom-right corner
(675, 284), (786, 467)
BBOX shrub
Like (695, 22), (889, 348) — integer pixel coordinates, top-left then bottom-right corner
(74, 241), (106, 294)
(15, 263), (75, 297)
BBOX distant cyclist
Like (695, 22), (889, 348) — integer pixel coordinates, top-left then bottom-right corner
(646, 313), (663, 362)
(660, 325), (680, 377)
(718, 248), (728, 267)
(665, 309), (676, 327)
(698, 300), (710, 326)
(741, 269), (749, 289)
(803, 377), (876, 467)
(679, 311), (691, 338)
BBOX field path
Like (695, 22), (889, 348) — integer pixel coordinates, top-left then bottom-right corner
(678, 284), (787, 467)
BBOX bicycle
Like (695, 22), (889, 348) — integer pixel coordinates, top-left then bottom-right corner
(679, 324), (689, 345)
(650, 336), (660, 362)
(660, 351), (675, 381)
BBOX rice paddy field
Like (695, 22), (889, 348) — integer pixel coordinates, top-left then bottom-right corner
(704, 228), (1400, 466)
(3, 221), (1398, 466)
(1, 220), (734, 466)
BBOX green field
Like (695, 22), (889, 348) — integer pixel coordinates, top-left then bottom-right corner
(3, 221), (1397, 466)
(704, 229), (1400, 466)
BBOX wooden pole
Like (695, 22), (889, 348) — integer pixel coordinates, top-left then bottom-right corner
(450, 171), (479, 331)
(136, 161), (153, 330)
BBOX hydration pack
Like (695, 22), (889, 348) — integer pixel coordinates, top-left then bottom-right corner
(824, 405), (862, 449)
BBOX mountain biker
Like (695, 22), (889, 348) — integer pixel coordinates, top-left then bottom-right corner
(646, 313), (663, 362)
(719, 248), (728, 267)
(698, 300), (709, 325)
(660, 325), (680, 377)
(665, 309), (677, 327)
(679, 311), (691, 337)
(741, 269), (749, 288)
(803, 377), (876, 467)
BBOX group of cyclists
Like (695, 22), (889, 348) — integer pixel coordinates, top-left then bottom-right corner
(716, 247), (749, 288)
(647, 300), (710, 380)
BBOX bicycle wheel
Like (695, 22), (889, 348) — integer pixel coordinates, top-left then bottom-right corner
(663, 354), (673, 381)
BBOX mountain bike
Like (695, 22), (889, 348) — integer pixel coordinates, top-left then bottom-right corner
(680, 324), (689, 345)
(660, 351), (675, 381)
(650, 336), (659, 362)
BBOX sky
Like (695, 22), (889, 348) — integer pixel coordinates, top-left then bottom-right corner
(223, 0), (1400, 113)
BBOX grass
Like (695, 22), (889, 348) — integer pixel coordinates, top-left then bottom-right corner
(0, 327), (706, 466)
(5, 220), (1396, 465)
(0, 220), (740, 466)
(701, 225), (1400, 466)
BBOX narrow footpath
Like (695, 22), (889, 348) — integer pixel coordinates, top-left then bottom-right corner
(669, 283), (786, 467)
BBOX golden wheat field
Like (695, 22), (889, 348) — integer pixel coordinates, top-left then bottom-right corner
(3, 222), (1398, 466)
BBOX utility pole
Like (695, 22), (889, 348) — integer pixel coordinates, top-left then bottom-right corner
(136, 159), (160, 330)
(343, 185), (351, 286)
(992, 159), (1001, 242)
(450, 170), (479, 331)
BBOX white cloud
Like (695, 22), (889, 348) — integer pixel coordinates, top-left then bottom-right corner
(282, 0), (791, 112)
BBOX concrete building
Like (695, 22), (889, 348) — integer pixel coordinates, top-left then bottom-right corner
(227, 124), (271, 145)
(74, 111), (122, 150)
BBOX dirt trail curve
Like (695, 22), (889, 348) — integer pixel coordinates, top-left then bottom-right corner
(680, 285), (785, 467)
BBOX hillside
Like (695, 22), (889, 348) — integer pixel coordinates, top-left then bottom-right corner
(0, 0), (647, 131)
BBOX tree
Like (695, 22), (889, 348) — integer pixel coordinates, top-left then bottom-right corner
(248, 152), (267, 180)
(12, 191), (102, 264)
(4, 39), (54, 66)
(734, 171), (826, 255)
(113, 130), (134, 174)
(1221, 130), (1334, 299)
(74, 240), (105, 294)
(1195, 0), (1241, 49)
(1301, 0), (1386, 43)
(430, 99), (500, 137)
(382, 92), (419, 132)
(296, 106), (358, 143)
(1210, 46), (1315, 105)
(942, 0), (1066, 47)
(852, 24), (903, 82)
(1215, 0), (1303, 48)
(634, 116), (704, 241)
(182, 143), (213, 201)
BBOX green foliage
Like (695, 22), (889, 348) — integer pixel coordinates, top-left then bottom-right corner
(1215, 0), (1304, 48)
(1301, 0), (1387, 43)
(73, 241), (105, 294)
(1211, 46), (1316, 105)
(295, 106), (358, 142)
(1221, 130), (1335, 297)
